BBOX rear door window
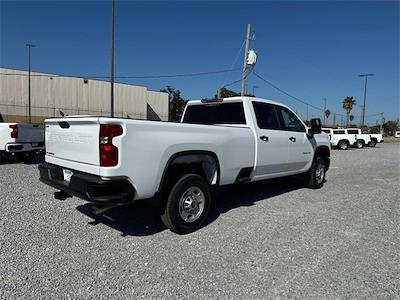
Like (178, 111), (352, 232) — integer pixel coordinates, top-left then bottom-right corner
(252, 102), (280, 130)
(347, 129), (358, 134)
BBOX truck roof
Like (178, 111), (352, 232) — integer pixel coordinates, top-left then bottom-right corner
(186, 96), (293, 110)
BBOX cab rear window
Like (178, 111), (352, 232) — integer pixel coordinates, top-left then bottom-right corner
(182, 102), (246, 125)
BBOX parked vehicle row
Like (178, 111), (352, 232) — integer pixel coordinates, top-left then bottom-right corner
(322, 127), (383, 150)
(38, 96), (331, 234)
(0, 123), (45, 163)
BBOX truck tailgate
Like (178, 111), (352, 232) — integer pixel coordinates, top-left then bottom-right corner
(45, 118), (100, 166)
(16, 124), (44, 143)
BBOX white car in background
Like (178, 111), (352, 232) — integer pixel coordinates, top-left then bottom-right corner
(369, 133), (384, 144)
(395, 131), (400, 138)
(344, 128), (372, 148)
(322, 128), (357, 150)
(0, 123), (45, 163)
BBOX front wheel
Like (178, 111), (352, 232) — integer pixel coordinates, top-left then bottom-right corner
(161, 174), (211, 234)
(337, 140), (349, 150)
(307, 157), (326, 189)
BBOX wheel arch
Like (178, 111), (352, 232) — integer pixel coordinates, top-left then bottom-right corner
(314, 145), (330, 171)
(158, 150), (221, 196)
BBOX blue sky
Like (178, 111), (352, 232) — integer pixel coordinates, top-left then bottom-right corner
(1, 1), (399, 123)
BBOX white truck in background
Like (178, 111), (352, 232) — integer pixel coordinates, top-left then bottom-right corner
(369, 133), (384, 144)
(344, 128), (372, 148)
(39, 97), (331, 234)
(322, 128), (357, 150)
(0, 123), (45, 163)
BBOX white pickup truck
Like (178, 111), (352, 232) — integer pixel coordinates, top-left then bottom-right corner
(369, 133), (383, 145)
(344, 128), (372, 148)
(39, 97), (331, 234)
(322, 128), (357, 150)
(0, 123), (45, 163)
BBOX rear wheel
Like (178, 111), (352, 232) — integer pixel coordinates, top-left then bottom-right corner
(356, 140), (364, 149)
(337, 140), (349, 150)
(307, 157), (326, 189)
(369, 139), (377, 147)
(161, 174), (211, 234)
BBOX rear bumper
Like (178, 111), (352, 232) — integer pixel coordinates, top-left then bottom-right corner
(39, 163), (135, 204)
(5, 142), (44, 153)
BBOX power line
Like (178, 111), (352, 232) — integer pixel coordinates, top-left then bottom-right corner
(253, 70), (324, 112)
(0, 67), (242, 80)
(222, 66), (253, 88)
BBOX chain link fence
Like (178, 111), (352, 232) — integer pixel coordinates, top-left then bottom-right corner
(0, 103), (168, 123)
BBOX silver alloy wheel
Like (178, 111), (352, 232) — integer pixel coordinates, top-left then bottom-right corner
(315, 163), (325, 184)
(178, 186), (205, 223)
(356, 141), (363, 148)
(340, 142), (348, 150)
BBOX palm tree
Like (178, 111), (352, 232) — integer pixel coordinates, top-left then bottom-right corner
(324, 109), (331, 125)
(342, 96), (356, 127)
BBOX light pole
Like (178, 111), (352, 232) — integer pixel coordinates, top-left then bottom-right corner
(26, 43), (36, 123)
(359, 73), (375, 127)
(110, 0), (115, 117)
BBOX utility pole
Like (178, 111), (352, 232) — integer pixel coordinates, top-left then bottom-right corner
(359, 73), (375, 127)
(380, 112), (384, 133)
(217, 87), (222, 99)
(306, 104), (309, 121)
(110, 0), (115, 117)
(323, 98), (327, 125)
(333, 114), (336, 127)
(241, 24), (251, 96)
(26, 43), (36, 123)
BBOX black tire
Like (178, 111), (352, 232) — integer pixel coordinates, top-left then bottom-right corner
(161, 174), (211, 234)
(356, 140), (364, 149)
(337, 140), (349, 150)
(369, 139), (377, 147)
(307, 157), (326, 189)
(15, 152), (35, 162)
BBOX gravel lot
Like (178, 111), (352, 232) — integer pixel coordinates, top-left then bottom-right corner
(1, 143), (399, 299)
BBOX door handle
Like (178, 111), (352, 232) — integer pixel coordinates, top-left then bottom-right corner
(289, 136), (296, 142)
(259, 136), (269, 142)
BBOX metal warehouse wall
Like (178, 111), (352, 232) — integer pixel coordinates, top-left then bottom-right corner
(0, 68), (169, 123)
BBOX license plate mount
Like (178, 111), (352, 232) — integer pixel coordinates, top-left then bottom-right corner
(63, 169), (73, 182)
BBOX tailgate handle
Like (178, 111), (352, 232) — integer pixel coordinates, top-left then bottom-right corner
(59, 121), (70, 129)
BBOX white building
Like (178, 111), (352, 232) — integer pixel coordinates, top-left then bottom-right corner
(0, 67), (169, 122)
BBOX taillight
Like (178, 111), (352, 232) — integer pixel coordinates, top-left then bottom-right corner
(9, 124), (18, 138)
(99, 124), (123, 166)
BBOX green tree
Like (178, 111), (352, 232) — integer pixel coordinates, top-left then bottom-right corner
(382, 120), (400, 135)
(214, 88), (255, 99)
(342, 96), (356, 127)
(324, 109), (331, 120)
(160, 86), (187, 122)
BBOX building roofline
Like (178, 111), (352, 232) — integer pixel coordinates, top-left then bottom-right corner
(0, 66), (167, 94)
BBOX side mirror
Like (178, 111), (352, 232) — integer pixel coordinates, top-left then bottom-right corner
(309, 118), (322, 135)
